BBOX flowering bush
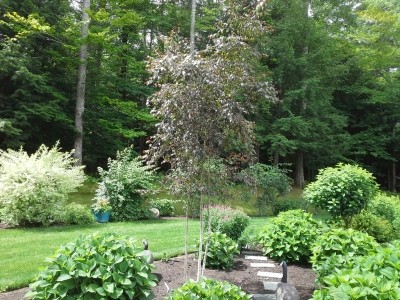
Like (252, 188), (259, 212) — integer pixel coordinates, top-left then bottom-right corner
(203, 205), (250, 241)
(0, 143), (85, 226)
(91, 198), (112, 213)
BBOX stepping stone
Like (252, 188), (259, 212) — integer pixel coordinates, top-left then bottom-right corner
(263, 281), (279, 291)
(242, 250), (262, 255)
(245, 255), (269, 261)
(252, 294), (277, 300)
(250, 262), (275, 268)
(257, 271), (282, 279)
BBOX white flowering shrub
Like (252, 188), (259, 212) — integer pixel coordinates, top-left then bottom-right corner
(0, 143), (85, 226)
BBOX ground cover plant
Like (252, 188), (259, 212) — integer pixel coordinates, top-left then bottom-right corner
(258, 209), (322, 263)
(27, 232), (158, 299)
(0, 143), (85, 227)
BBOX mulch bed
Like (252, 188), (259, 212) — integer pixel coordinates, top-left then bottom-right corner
(0, 252), (316, 300)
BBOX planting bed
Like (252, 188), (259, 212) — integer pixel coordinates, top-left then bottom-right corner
(0, 252), (316, 300)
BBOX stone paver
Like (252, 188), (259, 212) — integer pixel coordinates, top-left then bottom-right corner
(245, 255), (269, 261)
(242, 250), (262, 255)
(250, 262), (275, 268)
(257, 271), (282, 279)
(263, 281), (279, 291)
(252, 294), (277, 300)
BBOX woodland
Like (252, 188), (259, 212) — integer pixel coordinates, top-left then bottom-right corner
(0, 0), (399, 189)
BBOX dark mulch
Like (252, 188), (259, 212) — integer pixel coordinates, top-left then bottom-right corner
(0, 252), (316, 300)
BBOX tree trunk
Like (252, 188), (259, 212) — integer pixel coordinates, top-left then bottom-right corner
(74, 0), (90, 165)
(392, 161), (397, 192)
(273, 150), (279, 165)
(294, 150), (305, 188)
(190, 0), (196, 57)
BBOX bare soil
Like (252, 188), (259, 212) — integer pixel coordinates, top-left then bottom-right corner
(0, 252), (316, 300)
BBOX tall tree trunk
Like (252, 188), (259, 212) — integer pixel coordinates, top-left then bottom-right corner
(273, 150), (279, 165)
(294, 150), (305, 188)
(392, 161), (397, 192)
(190, 0), (196, 57)
(74, 0), (90, 165)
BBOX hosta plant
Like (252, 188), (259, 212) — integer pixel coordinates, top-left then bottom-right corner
(167, 277), (251, 300)
(203, 205), (250, 241)
(26, 232), (158, 299)
(258, 210), (322, 263)
(199, 232), (240, 270)
(0, 143), (85, 226)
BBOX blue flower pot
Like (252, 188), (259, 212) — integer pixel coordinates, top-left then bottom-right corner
(95, 211), (111, 223)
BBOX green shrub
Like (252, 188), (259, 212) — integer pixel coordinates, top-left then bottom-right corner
(26, 232), (158, 299)
(312, 242), (400, 299)
(149, 199), (176, 216)
(60, 203), (94, 225)
(203, 205), (250, 241)
(237, 227), (259, 249)
(0, 206), (5, 222)
(199, 232), (240, 270)
(271, 198), (307, 215)
(0, 144), (85, 227)
(167, 277), (251, 300)
(368, 193), (400, 239)
(96, 148), (156, 221)
(369, 193), (400, 222)
(258, 210), (322, 263)
(311, 228), (379, 281)
(238, 163), (292, 215)
(350, 211), (393, 242)
(303, 163), (378, 226)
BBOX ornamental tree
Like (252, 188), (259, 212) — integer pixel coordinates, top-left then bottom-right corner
(303, 163), (379, 226)
(146, 0), (276, 279)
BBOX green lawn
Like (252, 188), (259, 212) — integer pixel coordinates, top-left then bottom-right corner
(0, 217), (269, 292)
(0, 219), (200, 292)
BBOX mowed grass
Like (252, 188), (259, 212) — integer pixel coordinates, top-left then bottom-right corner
(0, 219), (200, 292)
(0, 217), (270, 292)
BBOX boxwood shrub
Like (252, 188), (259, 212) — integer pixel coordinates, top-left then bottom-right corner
(27, 232), (158, 299)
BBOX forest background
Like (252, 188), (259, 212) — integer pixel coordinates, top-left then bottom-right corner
(0, 0), (399, 190)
